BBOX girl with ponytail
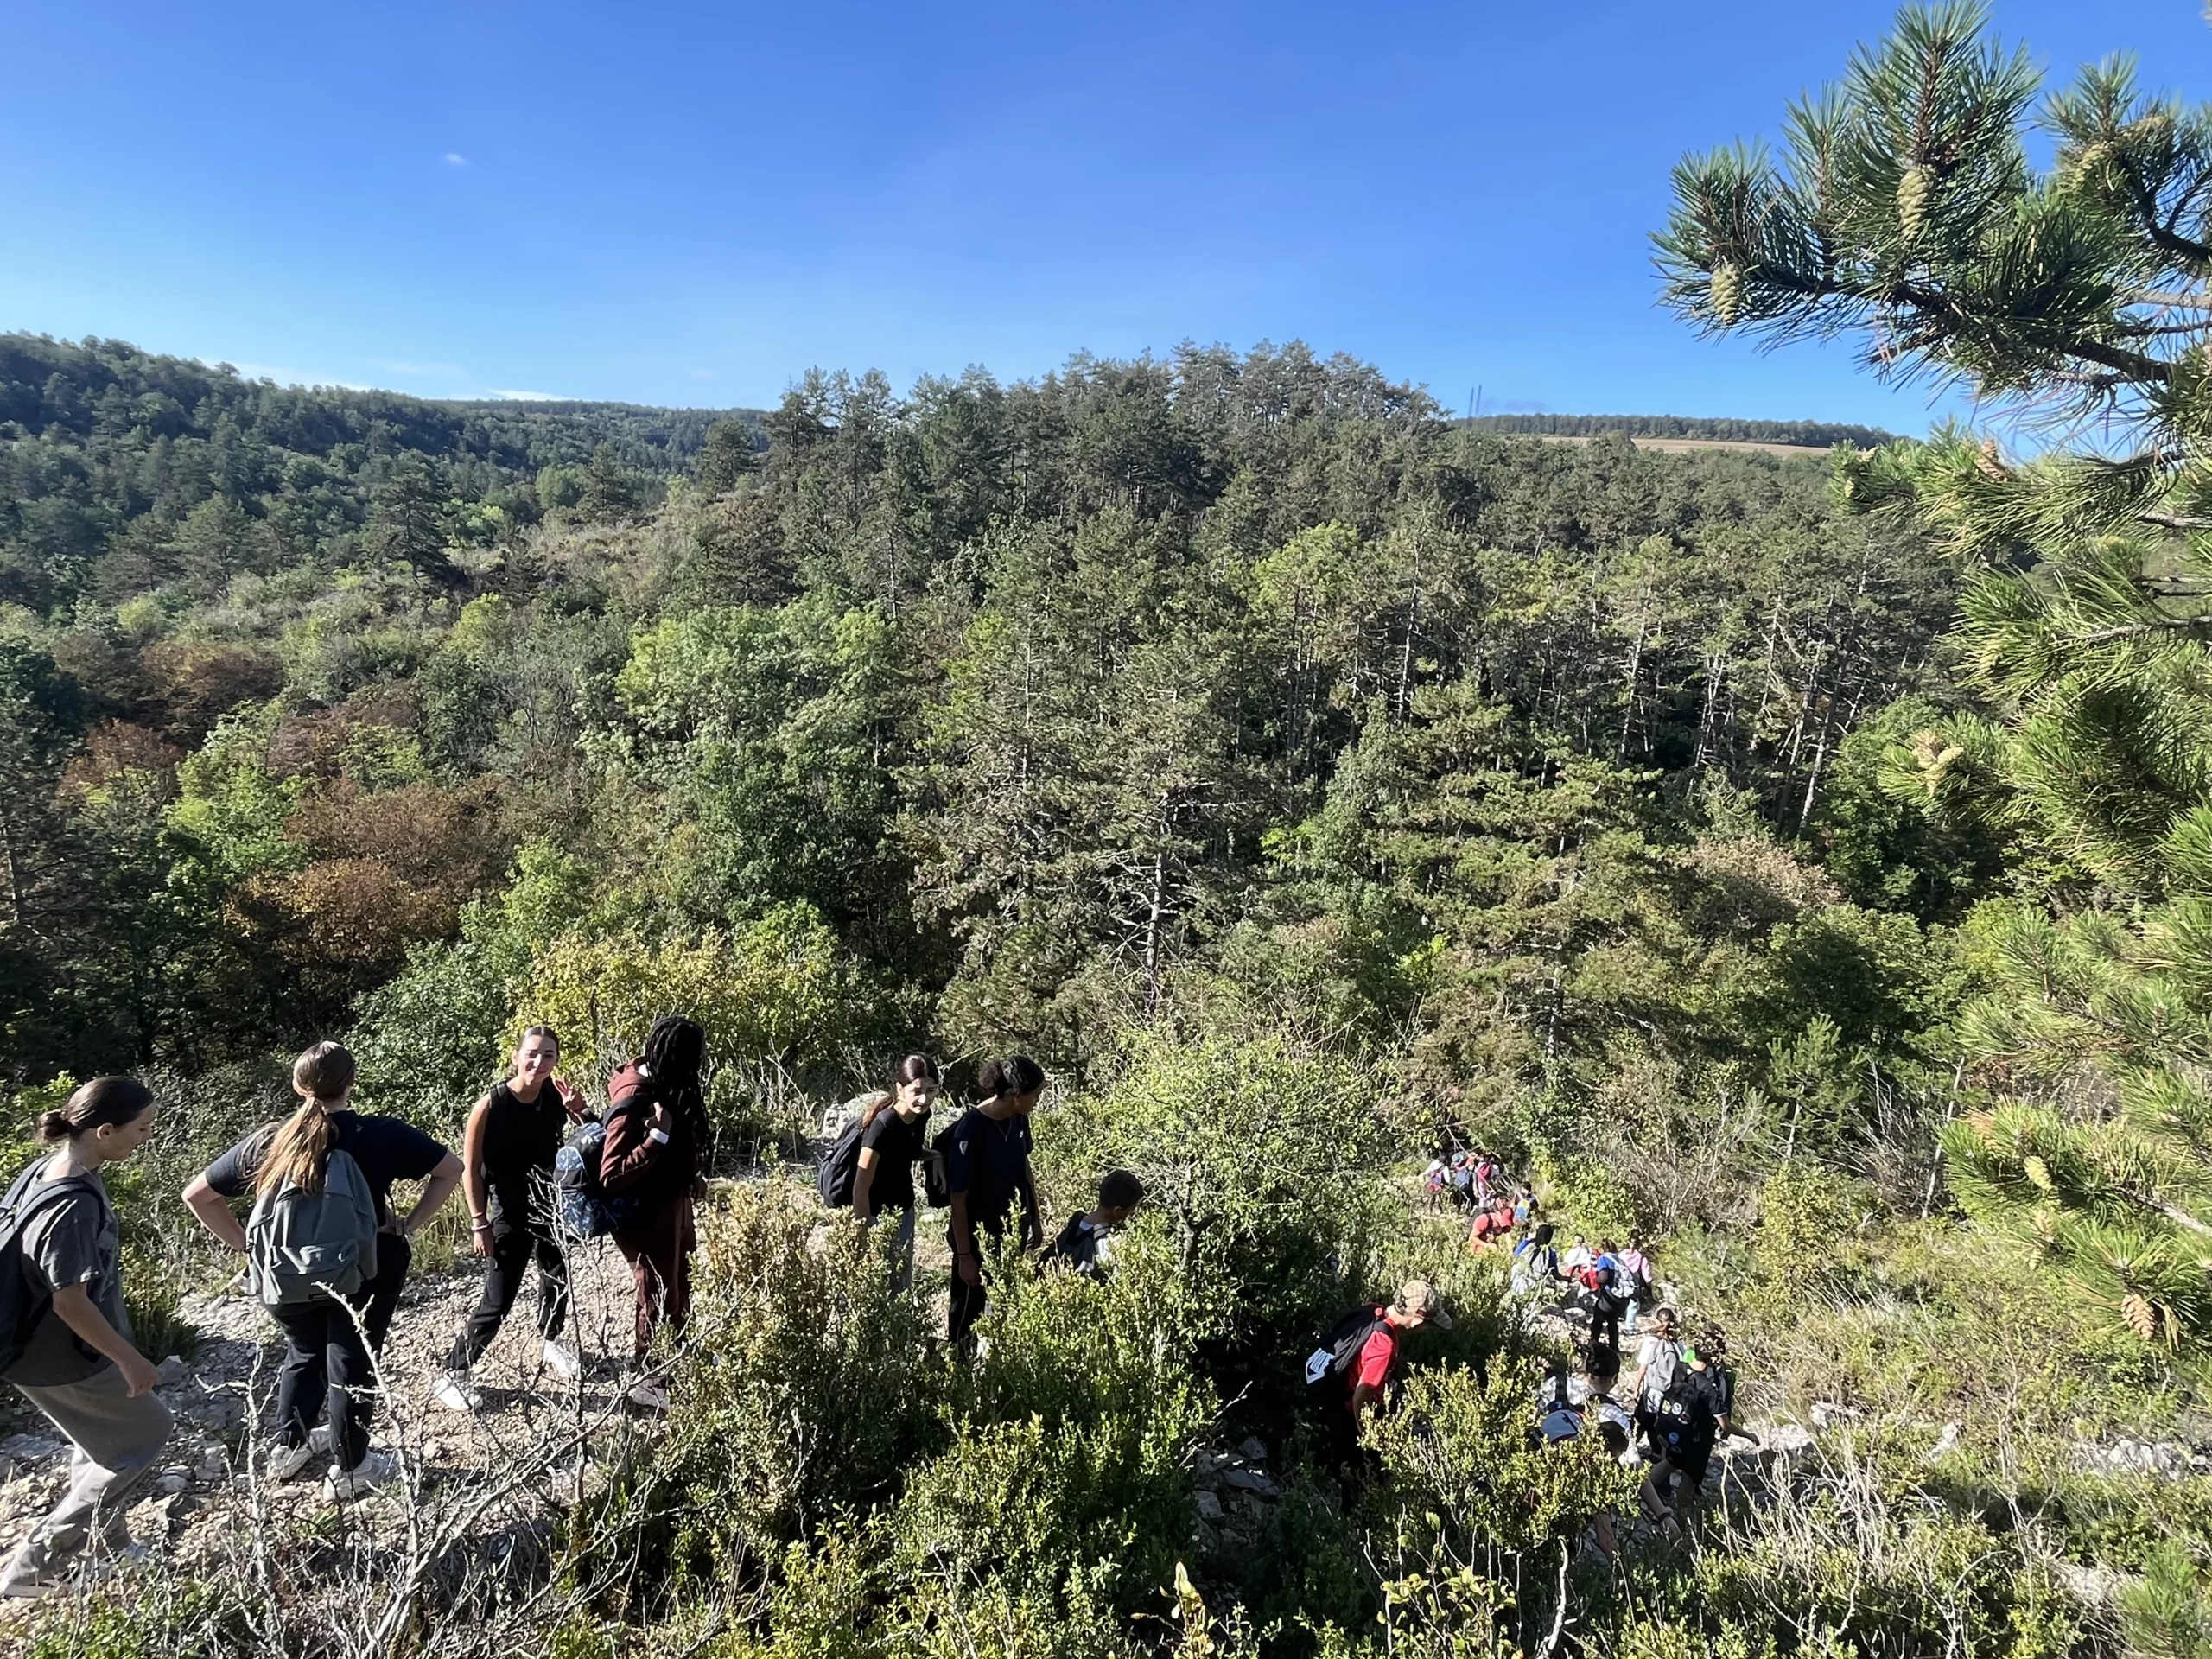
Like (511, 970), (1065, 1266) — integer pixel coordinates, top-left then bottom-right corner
(0, 1077), (173, 1599)
(183, 1042), (464, 1497)
(846, 1055), (940, 1290)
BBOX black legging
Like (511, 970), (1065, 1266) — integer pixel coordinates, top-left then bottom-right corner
(270, 1293), (373, 1472)
(448, 1226), (569, 1370)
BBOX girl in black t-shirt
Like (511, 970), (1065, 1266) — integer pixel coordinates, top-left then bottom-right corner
(849, 1055), (939, 1289)
(946, 1054), (1046, 1344)
(181, 1043), (463, 1499)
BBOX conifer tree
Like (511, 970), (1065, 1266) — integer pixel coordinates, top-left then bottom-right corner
(1659, 1), (2212, 1344)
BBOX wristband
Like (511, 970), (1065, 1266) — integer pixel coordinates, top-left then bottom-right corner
(648, 1128), (671, 1145)
(472, 1219), (493, 1232)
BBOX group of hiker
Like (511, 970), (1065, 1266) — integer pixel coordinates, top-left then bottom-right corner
(0, 1039), (1746, 1599)
(1535, 1304), (1749, 1546)
(0, 1020), (715, 1598)
(0, 1032), (1149, 1598)
(811, 1051), (1148, 1335)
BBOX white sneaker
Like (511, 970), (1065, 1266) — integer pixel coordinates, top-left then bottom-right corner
(321, 1452), (398, 1501)
(541, 1339), (582, 1381)
(623, 1376), (670, 1412)
(431, 1371), (483, 1413)
(265, 1426), (330, 1483)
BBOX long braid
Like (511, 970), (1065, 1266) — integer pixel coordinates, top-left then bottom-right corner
(640, 1016), (710, 1162)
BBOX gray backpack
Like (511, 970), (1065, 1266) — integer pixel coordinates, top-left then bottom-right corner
(245, 1149), (379, 1307)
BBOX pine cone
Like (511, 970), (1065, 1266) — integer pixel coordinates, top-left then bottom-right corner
(2024, 1154), (2053, 1191)
(1897, 165), (1931, 242)
(2122, 1293), (2158, 1343)
(1710, 262), (1744, 326)
(1974, 438), (2007, 481)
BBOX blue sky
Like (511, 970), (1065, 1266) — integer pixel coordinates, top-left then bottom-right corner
(3, 1), (2204, 429)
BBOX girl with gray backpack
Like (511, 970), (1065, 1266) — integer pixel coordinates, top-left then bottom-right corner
(183, 1044), (461, 1499)
(0, 1077), (173, 1599)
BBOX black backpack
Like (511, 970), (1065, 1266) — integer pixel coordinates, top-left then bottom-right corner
(0, 1160), (110, 1377)
(919, 1118), (963, 1211)
(1650, 1365), (1716, 1452)
(817, 1113), (868, 1207)
(1303, 1304), (1389, 1395)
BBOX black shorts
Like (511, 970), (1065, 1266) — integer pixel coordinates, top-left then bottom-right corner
(1665, 1438), (1713, 1487)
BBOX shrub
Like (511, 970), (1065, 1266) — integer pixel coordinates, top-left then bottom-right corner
(1057, 1027), (1394, 1435)
(347, 935), (512, 1128)
(510, 903), (862, 1096)
(581, 1182), (944, 1592)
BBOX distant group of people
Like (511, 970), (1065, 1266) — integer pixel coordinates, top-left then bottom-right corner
(1424, 1148), (1539, 1249)
(1535, 1305), (1749, 1548)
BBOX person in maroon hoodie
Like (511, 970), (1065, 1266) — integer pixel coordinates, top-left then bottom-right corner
(598, 1016), (710, 1410)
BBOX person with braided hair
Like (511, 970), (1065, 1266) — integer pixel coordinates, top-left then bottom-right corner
(599, 1016), (712, 1410)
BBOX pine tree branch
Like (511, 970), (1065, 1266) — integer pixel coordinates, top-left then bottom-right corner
(2075, 615), (2212, 645)
(1742, 259), (2177, 387)
(2123, 1185), (2212, 1238)
(2119, 167), (2212, 276)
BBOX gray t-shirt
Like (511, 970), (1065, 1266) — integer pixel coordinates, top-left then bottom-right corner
(10, 1166), (124, 1387)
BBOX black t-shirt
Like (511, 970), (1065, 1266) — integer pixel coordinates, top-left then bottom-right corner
(205, 1111), (447, 1227)
(1707, 1364), (1736, 1422)
(943, 1108), (1034, 1237)
(858, 1108), (930, 1212)
(480, 1081), (570, 1231)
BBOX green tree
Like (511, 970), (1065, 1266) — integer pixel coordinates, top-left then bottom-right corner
(1661, 1), (2212, 1345)
(365, 454), (461, 585)
(695, 416), (759, 494)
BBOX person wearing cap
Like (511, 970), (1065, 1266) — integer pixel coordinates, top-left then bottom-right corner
(1344, 1281), (1452, 1440)
(1639, 1334), (1722, 1529)
(1305, 1278), (1452, 1476)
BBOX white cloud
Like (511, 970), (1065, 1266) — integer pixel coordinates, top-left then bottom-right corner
(231, 362), (372, 390)
(488, 389), (569, 403)
(444, 152), (467, 167)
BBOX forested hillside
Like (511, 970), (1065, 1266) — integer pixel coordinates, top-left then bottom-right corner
(0, 333), (760, 608)
(10, 5), (2212, 1652)
(1, 338), (1959, 1110)
(1462, 412), (1897, 448)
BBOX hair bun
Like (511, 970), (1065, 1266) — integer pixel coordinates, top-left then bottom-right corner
(35, 1109), (71, 1142)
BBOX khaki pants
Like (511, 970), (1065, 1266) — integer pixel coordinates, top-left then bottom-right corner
(3, 1363), (174, 1591)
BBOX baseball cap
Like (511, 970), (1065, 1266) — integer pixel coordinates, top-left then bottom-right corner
(1395, 1279), (1453, 1329)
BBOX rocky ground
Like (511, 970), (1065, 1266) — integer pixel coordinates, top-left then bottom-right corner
(0, 1234), (643, 1583)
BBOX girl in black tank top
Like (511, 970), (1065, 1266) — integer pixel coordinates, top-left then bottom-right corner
(434, 1027), (588, 1411)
